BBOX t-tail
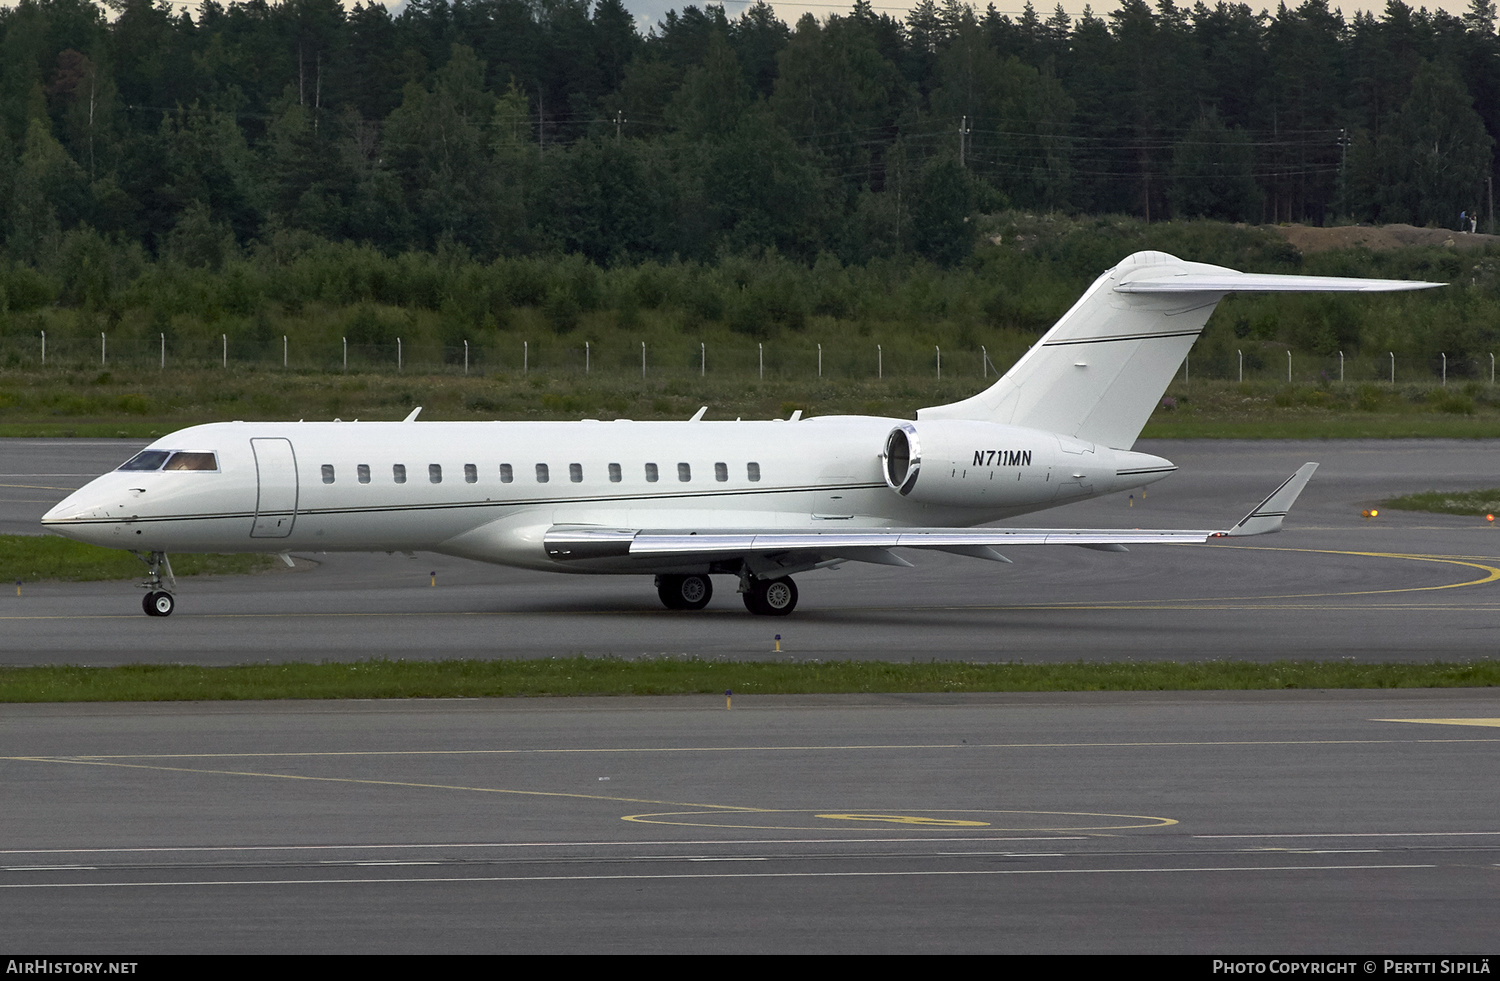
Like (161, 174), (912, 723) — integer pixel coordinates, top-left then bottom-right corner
(919, 251), (1441, 450)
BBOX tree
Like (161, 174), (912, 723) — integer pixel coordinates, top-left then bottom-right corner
(1169, 112), (1261, 221)
(1355, 61), (1493, 226)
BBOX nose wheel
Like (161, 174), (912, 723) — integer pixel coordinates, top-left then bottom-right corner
(143, 590), (175, 617)
(131, 550), (177, 617)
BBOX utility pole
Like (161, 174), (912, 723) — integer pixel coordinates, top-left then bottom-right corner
(615, 110), (626, 141)
(958, 115), (972, 168)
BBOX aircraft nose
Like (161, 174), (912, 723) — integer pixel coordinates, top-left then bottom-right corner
(41, 482), (117, 532)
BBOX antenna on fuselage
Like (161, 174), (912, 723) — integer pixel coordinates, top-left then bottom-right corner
(403, 407), (422, 422)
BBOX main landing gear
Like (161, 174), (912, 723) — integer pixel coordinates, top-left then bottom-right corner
(742, 575), (797, 616)
(132, 550), (176, 617)
(656, 574), (713, 610)
(653, 573), (799, 615)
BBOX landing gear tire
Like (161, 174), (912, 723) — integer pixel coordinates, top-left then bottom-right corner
(656, 574), (713, 611)
(142, 591), (175, 617)
(744, 576), (797, 616)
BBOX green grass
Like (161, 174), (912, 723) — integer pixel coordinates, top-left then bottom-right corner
(2, 534), (277, 582)
(0, 658), (1496, 702)
(1383, 489), (1500, 517)
(6, 367), (1500, 438)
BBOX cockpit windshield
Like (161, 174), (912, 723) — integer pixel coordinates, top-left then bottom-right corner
(116, 450), (219, 472)
(163, 452), (219, 471)
(117, 450), (171, 471)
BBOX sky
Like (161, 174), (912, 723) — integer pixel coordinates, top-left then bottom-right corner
(617, 0), (1485, 34)
(0, 0), (1485, 33)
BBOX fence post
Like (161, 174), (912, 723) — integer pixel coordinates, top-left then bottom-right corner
(223, 334), (227, 369)
(398, 337), (402, 372)
(701, 342), (705, 377)
(283, 335), (288, 369)
(1441, 352), (1447, 386)
(1389, 352), (1395, 384)
(101, 332), (106, 366)
(817, 343), (822, 378)
(1339, 350), (1344, 382)
(758, 343), (763, 380)
(342, 337), (346, 371)
(585, 341), (590, 374)
(936, 345), (941, 379)
(464, 339), (468, 376)
(877, 344), (882, 379)
(1286, 350), (1291, 383)
(40, 331), (44, 366)
(160, 332), (164, 370)
(1237, 349), (1242, 383)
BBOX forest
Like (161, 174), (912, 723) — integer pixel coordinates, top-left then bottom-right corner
(1, 0), (1499, 385)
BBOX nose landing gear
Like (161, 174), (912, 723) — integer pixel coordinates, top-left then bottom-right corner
(131, 550), (176, 617)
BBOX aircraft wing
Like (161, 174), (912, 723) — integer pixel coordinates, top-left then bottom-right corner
(544, 464), (1318, 567)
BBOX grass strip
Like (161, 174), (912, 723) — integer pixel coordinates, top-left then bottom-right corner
(1383, 489), (1500, 517)
(1, 534), (277, 582)
(1, 658), (1497, 703)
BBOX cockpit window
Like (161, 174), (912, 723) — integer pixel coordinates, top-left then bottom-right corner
(117, 451), (172, 471)
(163, 452), (219, 471)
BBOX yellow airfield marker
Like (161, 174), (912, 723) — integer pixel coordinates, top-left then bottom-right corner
(430, 571), (436, 586)
(724, 689), (732, 711)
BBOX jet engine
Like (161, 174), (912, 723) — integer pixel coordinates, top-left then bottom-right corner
(882, 420), (1173, 509)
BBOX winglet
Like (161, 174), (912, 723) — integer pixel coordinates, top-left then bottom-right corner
(1222, 463), (1318, 537)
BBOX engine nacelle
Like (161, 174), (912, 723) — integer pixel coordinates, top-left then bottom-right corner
(882, 420), (1174, 509)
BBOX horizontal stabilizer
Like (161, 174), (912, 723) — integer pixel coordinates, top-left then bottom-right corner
(1116, 273), (1442, 293)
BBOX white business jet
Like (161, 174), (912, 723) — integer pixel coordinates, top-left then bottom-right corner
(42, 251), (1438, 617)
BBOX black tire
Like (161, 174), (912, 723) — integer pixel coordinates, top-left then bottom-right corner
(657, 574), (712, 611)
(143, 591), (175, 617)
(745, 576), (797, 616)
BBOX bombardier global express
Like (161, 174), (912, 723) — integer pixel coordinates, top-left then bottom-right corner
(41, 251), (1439, 617)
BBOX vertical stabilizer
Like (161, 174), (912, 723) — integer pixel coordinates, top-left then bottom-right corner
(918, 251), (1440, 449)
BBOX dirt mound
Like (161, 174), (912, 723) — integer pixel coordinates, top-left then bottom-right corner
(1273, 222), (1500, 253)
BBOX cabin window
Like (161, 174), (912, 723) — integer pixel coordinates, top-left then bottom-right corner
(608, 463), (622, 483)
(163, 452), (219, 472)
(500, 464), (513, 483)
(464, 464), (477, 484)
(569, 463), (583, 483)
(393, 464), (407, 484)
(429, 464), (442, 484)
(357, 464), (370, 484)
(536, 463), (550, 483)
(747, 462), (761, 482)
(714, 462), (728, 482)
(645, 463), (658, 483)
(117, 450), (171, 472)
(321, 464), (335, 484)
(678, 463), (691, 482)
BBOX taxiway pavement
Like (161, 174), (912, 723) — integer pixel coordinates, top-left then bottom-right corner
(4, 691), (1498, 953)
